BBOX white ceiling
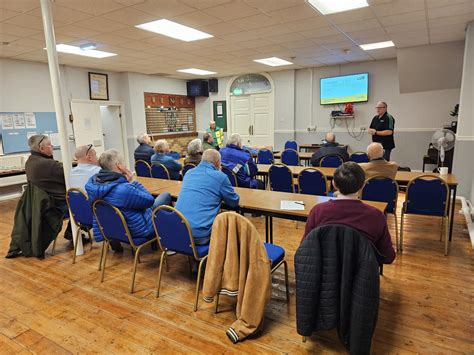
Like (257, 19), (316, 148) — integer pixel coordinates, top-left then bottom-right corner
(0, 0), (473, 78)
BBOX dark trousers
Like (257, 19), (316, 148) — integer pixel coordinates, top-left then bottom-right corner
(383, 149), (392, 161)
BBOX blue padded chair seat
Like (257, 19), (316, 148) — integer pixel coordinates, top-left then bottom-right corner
(264, 243), (285, 267)
(195, 244), (210, 258)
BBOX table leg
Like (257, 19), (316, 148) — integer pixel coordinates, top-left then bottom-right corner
(270, 216), (273, 244)
(265, 216), (269, 243)
(449, 185), (457, 241)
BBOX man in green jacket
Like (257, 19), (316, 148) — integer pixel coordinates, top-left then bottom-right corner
(202, 132), (217, 151)
(206, 121), (224, 150)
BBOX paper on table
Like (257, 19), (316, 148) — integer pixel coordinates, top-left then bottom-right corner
(280, 200), (305, 210)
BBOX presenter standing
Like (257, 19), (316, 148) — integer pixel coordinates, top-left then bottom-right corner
(368, 101), (395, 161)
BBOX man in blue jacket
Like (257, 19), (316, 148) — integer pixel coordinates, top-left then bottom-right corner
(219, 133), (263, 189)
(175, 149), (240, 245)
(134, 133), (154, 164)
(86, 149), (171, 251)
(151, 139), (182, 180)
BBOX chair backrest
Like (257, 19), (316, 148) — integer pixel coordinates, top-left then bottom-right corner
(221, 166), (238, 187)
(284, 140), (298, 151)
(298, 168), (328, 196)
(151, 163), (170, 179)
(281, 149), (300, 166)
(182, 164), (196, 177)
(320, 155), (343, 168)
(269, 164), (294, 193)
(66, 188), (93, 228)
(405, 175), (449, 216)
(92, 200), (134, 246)
(135, 160), (152, 177)
(257, 149), (274, 164)
(152, 206), (198, 259)
(361, 175), (398, 214)
(350, 152), (369, 163)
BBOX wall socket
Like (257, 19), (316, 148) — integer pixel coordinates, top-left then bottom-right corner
(360, 126), (367, 131)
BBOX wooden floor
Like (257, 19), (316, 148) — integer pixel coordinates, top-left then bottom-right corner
(0, 194), (472, 354)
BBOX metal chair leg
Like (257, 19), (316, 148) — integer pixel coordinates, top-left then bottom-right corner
(98, 241), (106, 271)
(214, 294), (220, 314)
(51, 237), (57, 255)
(88, 229), (93, 251)
(187, 256), (193, 275)
(194, 256), (207, 312)
(399, 210), (405, 252)
(439, 218), (444, 241)
(283, 260), (290, 302)
(302, 336), (307, 342)
(100, 240), (109, 282)
(444, 216), (449, 256)
(393, 213), (399, 251)
(72, 226), (81, 264)
(156, 251), (166, 298)
(130, 245), (143, 293)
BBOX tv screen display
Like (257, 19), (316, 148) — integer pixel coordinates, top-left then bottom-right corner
(187, 80), (209, 97)
(320, 73), (368, 105)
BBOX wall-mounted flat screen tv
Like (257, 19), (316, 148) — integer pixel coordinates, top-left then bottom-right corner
(320, 72), (369, 105)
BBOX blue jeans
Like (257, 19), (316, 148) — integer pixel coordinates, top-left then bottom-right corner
(152, 192), (172, 209)
(383, 149), (392, 161)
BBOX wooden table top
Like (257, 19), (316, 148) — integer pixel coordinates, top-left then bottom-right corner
(299, 144), (347, 149)
(274, 152), (312, 160)
(136, 177), (387, 218)
(256, 164), (458, 186)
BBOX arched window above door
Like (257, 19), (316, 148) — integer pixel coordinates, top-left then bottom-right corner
(230, 74), (271, 95)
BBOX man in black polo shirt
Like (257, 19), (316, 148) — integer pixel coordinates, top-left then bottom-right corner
(368, 101), (395, 161)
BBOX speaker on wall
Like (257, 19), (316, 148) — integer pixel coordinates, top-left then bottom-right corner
(208, 78), (218, 93)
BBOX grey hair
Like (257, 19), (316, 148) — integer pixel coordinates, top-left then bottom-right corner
(325, 132), (336, 143)
(203, 132), (212, 142)
(202, 149), (220, 164)
(227, 133), (242, 148)
(98, 149), (124, 170)
(367, 142), (384, 160)
(209, 120), (216, 125)
(187, 138), (202, 155)
(28, 134), (49, 152)
(154, 139), (168, 153)
(136, 132), (149, 144)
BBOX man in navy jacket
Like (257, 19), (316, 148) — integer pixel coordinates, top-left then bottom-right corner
(134, 133), (155, 164)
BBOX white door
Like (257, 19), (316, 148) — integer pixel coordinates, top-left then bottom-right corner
(100, 105), (124, 155)
(71, 102), (105, 155)
(230, 93), (273, 146)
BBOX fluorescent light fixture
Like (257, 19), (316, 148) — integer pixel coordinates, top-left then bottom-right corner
(136, 19), (213, 42)
(44, 44), (117, 58)
(253, 57), (293, 67)
(177, 68), (217, 75)
(307, 0), (369, 15)
(360, 40), (395, 51)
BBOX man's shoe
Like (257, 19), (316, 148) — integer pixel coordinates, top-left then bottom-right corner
(5, 250), (23, 259)
(109, 240), (123, 252)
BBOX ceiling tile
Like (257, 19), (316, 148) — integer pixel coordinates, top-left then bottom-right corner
(27, 5), (91, 24)
(299, 26), (340, 39)
(430, 32), (466, 43)
(371, 0), (426, 17)
(120, 40), (155, 51)
(220, 31), (259, 42)
(9, 37), (44, 49)
(172, 10), (223, 27)
(0, 0), (39, 12)
(282, 38), (318, 49)
(111, 27), (156, 41)
(101, 7), (157, 26)
(285, 16), (329, 32)
(369, 46), (397, 60)
(385, 21), (428, 35)
(54, 24), (101, 38)
(391, 33), (429, 47)
(132, 0), (195, 17)
(266, 32), (307, 44)
(0, 8), (20, 21)
(203, 2), (260, 21)
(5, 14), (63, 31)
(430, 23), (468, 35)
(55, 0), (125, 16)
(425, 0), (473, 8)
(72, 17), (128, 33)
(114, 0), (147, 5)
(88, 33), (131, 46)
(239, 38), (274, 49)
(10, 49), (47, 62)
(312, 33), (348, 45)
(268, 4), (317, 23)
(379, 10), (426, 27)
(178, 0), (232, 10)
(0, 33), (19, 43)
(428, 2), (474, 18)
(249, 24), (294, 38)
(0, 23), (40, 37)
(199, 22), (243, 36)
(248, 0), (304, 13)
(337, 19), (382, 33)
(326, 7), (375, 24)
(428, 13), (474, 27)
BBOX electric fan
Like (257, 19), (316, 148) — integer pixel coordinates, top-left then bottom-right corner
(431, 129), (456, 167)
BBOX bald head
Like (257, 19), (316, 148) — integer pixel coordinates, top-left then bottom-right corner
(202, 149), (221, 169)
(75, 144), (99, 165)
(325, 132), (336, 143)
(367, 142), (384, 160)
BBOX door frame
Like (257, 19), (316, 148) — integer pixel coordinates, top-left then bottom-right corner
(70, 99), (130, 167)
(226, 72), (275, 147)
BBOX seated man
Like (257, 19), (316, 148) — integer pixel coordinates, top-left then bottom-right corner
(70, 144), (101, 192)
(86, 149), (171, 250)
(202, 132), (216, 151)
(175, 149), (239, 245)
(310, 132), (349, 167)
(359, 142), (398, 180)
(220, 133), (263, 189)
(303, 162), (396, 264)
(184, 138), (203, 166)
(134, 133), (154, 164)
(151, 139), (183, 180)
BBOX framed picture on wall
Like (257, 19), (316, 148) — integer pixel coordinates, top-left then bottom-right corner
(88, 72), (109, 100)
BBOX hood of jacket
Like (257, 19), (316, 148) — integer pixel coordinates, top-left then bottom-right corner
(87, 169), (127, 201)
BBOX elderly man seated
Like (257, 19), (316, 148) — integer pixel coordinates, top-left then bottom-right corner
(310, 132), (349, 167)
(151, 139), (183, 180)
(219, 133), (263, 189)
(184, 138), (203, 166)
(360, 142), (398, 180)
(202, 132), (216, 151)
(86, 149), (171, 251)
(134, 132), (154, 164)
(176, 149), (240, 245)
(70, 144), (101, 191)
(303, 162), (396, 264)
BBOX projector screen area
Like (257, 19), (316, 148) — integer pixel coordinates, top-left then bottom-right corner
(320, 73), (369, 105)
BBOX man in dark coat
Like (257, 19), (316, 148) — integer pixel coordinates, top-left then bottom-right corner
(310, 132), (349, 167)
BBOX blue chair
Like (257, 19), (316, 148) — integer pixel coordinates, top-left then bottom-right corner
(182, 163), (196, 177)
(135, 160), (152, 177)
(284, 140), (298, 151)
(151, 163), (170, 179)
(297, 168), (328, 196)
(269, 164), (295, 193)
(320, 155), (344, 168)
(257, 149), (274, 164)
(281, 149), (300, 166)
(66, 188), (94, 264)
(152, 206), (208, 311)
(401, 175), (450, 255)
(93, 200), (158, 293)
(362, 176), (399, 250)
(350, 151), (369, 163)
(222, 166), (238, 187)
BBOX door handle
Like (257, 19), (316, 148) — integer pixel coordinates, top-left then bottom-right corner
(248, 125), (251, 135)
(251, 125), (254, 135)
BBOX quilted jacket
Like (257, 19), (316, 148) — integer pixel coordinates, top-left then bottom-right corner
(295, 224), (381, 355)
(85, 170), (155, 242)
(220, 144), (258, 188)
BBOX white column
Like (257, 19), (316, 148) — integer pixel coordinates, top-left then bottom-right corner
(40, 0), (83, 255)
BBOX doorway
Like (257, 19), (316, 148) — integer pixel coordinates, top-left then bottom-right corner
(100, 105), (125, 156)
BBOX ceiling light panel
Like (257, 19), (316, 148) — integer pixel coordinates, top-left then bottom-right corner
(253, 57), (293, 67)
(307, 0), (369, 15)
(136, 19), (213, 42)
(360, 40), (395, 50)
(45, 44), (117, 58)
(177, 68), (217, 75)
